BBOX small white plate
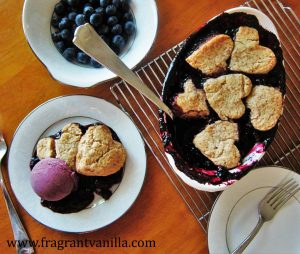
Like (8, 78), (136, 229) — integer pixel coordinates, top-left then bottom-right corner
(208, 166), (300, 254)
(22, 0), (158, 87)
(8, 95), (146, 233)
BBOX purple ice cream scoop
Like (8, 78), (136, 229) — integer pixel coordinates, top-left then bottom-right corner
(30, 158), (78, 201)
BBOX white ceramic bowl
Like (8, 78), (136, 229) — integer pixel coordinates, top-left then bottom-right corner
(22, 0), (158, 87)
(165, 7), (280, 192)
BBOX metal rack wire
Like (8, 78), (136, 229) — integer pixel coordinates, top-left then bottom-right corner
(110, 0), (300, 233)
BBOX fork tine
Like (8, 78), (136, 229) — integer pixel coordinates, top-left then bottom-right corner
(269, 181), (298, 205)
(273, 186), (300, 210)
(266, 178), (293, 203)
(270, 182), (298, 206)
(271, 182), (299, 208)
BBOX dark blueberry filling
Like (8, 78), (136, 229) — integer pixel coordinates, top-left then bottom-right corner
(160, 12), (285, 185)
(51, 0), (136, 68)
(30, 122), (124, 214)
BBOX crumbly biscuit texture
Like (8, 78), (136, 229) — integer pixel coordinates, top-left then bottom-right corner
(76, 125), (126, 176)
(193, 121), (240, 168)
(175, 79), (209, 118)
(204, 74), (252, 120)
(186, 34), (234, 75)
(246, 85), (283, 131)
(55, 123), (82, 169)
(229, 26), (277, 74)
(36, 137), (55, 159)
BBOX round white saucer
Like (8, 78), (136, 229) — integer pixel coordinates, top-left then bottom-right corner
(208, 166), (300, 254)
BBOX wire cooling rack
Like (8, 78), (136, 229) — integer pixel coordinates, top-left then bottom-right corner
(110, 0), (300, 233)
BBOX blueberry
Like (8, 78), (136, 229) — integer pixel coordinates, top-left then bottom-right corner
(100, 0), (111, 7)
(105, 5), (116, 16)
(112, 47), (120, 55)
(94, 179), (110, 189)
(114, 10), (123, 20)
(107, 16), (118, 26)
(112, 35), (125, 50)
(90, 13), (103, 27)
(55, 41), (65, 52)
(111, 24), (122, 34)
(89, 0), (98, 5)
(75, 14), (85, 26)
(60, 29), (72, 41)
(123, 12), (133, 21)
(97, 24), (109, 35)
(71, 23), (77, 33)
(63, 48), (76, 61)
(101, 35), (110, 44)
(54, 2), (66, 16)
(51, 15), (60, 28)
(67, 0), (79, 6)
(121, 0), (130, 12)
(95, 7), (104, 14)
(29, 156), (40, 170)
(51, 32), (61, 42)
(99, 189), (112, 200)
(94, 9), (105, 22)
(83, 6), (95, 17)
(90, 58), (102, 68)
(58, 17), (71, 30)
(84, 3), (93, 8)
(112, 0), (121, 8)
(124, 21), (135, 35)
(68, 12), (77, 21)
(77, 52), (90, 64)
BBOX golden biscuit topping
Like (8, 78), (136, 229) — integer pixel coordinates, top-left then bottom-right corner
(193, 121), (240, 169)
(186, 34), (234, 75)
(175, 79), (209, 118)
(204, 74), (252, 120)
(229, 26), (277, 74)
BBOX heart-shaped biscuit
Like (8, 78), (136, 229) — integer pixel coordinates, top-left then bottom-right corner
(203, 74), (252, 120)
(246, 85), (283, 131)
(186, 34), (233, 75)
(193, 121), (240, 168)
(229, 26), (276, 74)
(55, 123), (82, 169)
(175, 79), (209, 118)
(76, 125), (126, 176)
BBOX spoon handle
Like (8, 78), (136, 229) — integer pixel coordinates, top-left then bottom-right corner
(73, 23), (173, 119)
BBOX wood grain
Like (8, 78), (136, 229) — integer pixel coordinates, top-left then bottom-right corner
(0, 0), (299, 253)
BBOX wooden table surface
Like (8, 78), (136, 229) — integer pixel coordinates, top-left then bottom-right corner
(0, 0), (299, 253)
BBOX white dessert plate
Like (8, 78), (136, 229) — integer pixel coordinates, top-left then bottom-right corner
(208, 166), (300, 254)
(22, 0), (158, 87)
(164, 6), (280, 192)
(8, 95), (146, 233)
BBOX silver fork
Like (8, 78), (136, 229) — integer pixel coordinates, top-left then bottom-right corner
(231, 177), (300, 254)
(0, 132), (34, 254)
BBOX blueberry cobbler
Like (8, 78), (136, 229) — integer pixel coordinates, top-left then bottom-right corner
(51, 0), (136, 68)
(30, 123), (126, 213)
(160, 12), (285, 186)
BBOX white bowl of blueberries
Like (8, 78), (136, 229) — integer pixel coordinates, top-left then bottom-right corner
(22, 0), (158, 87)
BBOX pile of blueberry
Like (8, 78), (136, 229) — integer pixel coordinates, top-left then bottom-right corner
(51, 0), (136, 68)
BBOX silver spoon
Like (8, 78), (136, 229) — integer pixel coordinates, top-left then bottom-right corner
(0, 132), (34, 254)
(73, 23), (173, 120)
